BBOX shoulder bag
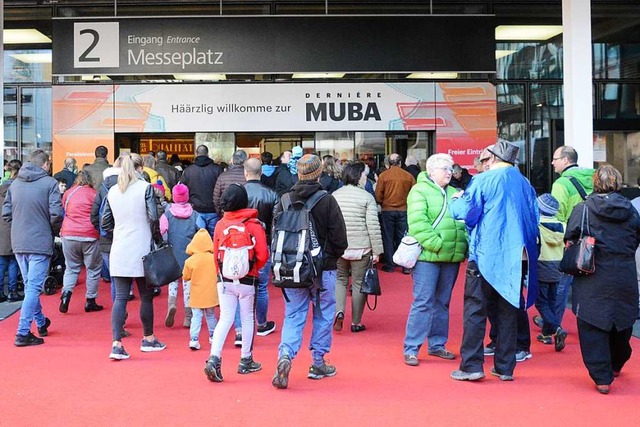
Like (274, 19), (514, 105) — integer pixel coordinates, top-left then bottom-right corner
(361, 257), (381, 310)
(559, 205), (596, 275)
(142, 241), (182, 287)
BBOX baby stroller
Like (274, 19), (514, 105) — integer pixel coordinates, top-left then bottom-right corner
(44, 237), (65, 295)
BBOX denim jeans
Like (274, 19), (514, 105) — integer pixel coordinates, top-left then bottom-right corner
(535, 281), (560, 335)
(61, 238), (102, 298)
(381, 210), (407, 268)
(15, 254), (49, 336)
(278, 270), (337, 366)
(196, 212), (219, 237)
(104, 252), (132, 302)
(190, 307), (218, 341)
(555, 273), (573, 325)
(0, 255), (19, 293)
(404, 261), (459, 355)
(234, 260), (271, 329)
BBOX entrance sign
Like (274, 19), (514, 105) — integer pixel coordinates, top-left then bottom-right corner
(53, 15), (495, 75)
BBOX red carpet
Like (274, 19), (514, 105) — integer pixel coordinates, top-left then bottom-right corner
(0, 266), (638, 425)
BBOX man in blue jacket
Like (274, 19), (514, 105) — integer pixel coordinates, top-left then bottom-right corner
(449, 140), (539, 381)
(2, 150), (63, 346)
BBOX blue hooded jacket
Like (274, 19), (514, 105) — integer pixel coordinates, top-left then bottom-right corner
(450, 165), (539, 308)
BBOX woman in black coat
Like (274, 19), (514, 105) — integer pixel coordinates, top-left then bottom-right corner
(565, 164), (640, 395)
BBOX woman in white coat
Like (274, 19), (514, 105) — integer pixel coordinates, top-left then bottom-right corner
(101, 153), (165, 360)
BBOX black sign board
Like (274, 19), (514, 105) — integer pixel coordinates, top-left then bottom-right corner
(52, 15), (495, 75)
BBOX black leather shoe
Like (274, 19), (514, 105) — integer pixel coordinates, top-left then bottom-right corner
(382, 266), (395, 273)
(152, 287), (161, 297)
(85, 298), (104, 312)
(7, 291), (24, 302)
(59, 291), (72, 313)
(351, 324), (366, 333)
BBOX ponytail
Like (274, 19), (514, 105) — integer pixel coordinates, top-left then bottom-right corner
(117, 153), (143, 193)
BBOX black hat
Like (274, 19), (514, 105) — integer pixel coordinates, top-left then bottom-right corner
(220, 183), (248, 212)
(488, 140), (519, 164)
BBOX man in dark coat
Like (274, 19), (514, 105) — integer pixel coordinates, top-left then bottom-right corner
(154, 150), (180, 190)
(53, 157), (77, 189)
(213, 150), (247, 216)
(84, 145), (110, 190)
(2, 150), (63, 347)
(450, 164), (472, 190)
(180, 145), (222, 236)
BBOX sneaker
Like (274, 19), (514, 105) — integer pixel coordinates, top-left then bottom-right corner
(307, 361), (337, 380)
(234, 332), (242, 347)
(7, 291), (23, 302)
(515, 350), (532, 362)
(204, 355), (223, 382)
(140, 338), (167, 352)
(333, 311), (344, 332)
(554, 327), (567, 352)
(450, 370), (485, 381)
(272, 355), (291, 389)
(404, 354), (419, 366)
(428, 348), (456, 360)
(533, 315), (544, 329)
(256, 321), (276, 337)
(37, 317), (51, 337)
(490, 367), (514, 381)
(109, 345), (130, 360)
(165, 306), (177, 328)
(483, 344), (495, 356)
(536, 334), (553, 345)
(238, 356), (262, 374)
(189, 340), (201, 351)
(14, 331), (44, 347)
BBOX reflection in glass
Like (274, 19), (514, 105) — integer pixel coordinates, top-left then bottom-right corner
(4, 88), (19, 163)
(20, 87), (52, 159)
(3, 49), (52, 83)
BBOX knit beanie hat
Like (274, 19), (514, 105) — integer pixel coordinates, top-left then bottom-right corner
(297, 154), (322, 181)
(537, 193), (559, 217)
(220, 183), (248, 212)
(172, 183), (189, 204)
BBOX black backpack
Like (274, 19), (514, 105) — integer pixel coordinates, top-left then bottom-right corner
(271, 190), (327, 289)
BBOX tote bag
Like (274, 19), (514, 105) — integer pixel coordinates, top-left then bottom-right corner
(559, 205), (596, 276)
(361, 257), (381, 310)
(142, 243), (182, 287)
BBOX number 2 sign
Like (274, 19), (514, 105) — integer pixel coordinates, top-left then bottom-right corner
(74, 22), (120, 69)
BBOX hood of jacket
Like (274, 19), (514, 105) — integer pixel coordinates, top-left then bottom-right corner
(169, 202), (194, 218)
(186, 228), (213, 255)
(561, 165), (597, 189)
(262, 164), (277, 177)
(194, 156), (214, 167)
(17, 163), (49, 182)
(290, 180), (323, 199)
(222, 208), (259, 222)
(586, 192), (633, 223)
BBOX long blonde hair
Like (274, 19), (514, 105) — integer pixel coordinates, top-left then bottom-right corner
(117, 153), (143, 193)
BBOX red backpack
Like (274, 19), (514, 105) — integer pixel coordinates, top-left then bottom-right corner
(217, 219), (259, 282)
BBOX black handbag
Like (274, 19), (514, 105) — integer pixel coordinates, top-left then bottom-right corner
(361, 257), (381, 310)
(559, 205), (596, 276)
(142, 242), (182, 287)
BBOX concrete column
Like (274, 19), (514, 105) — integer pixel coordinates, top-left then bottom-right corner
(562, 0), (593, 167)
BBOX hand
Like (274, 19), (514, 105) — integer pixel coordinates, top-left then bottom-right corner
(372, 254), (379, 264)
(451, 190), (464, 199)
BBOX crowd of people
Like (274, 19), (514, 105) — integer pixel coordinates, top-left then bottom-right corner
(1, 141), (640, 395)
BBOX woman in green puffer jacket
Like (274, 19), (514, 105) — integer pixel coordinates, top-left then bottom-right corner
(402, 153), (468, 366)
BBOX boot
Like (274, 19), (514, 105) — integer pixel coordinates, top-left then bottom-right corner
(59, 291), (72, 313)
(84, 298), (104, 312)
(183, 307), (192, 328)
(165, 296), (177, 327)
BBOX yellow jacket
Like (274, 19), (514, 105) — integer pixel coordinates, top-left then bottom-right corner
(183, 229), (219, 308)
(144, 167), (171, 201)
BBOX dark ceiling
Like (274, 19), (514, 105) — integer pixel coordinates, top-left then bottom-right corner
(4, 0), (640, 43)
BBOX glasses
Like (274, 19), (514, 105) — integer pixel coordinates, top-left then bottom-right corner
(479, 158), (490, 163)
(435, 166), (454, 173)
(552, 156), (565, 161)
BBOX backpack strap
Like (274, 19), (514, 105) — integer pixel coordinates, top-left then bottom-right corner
(567, 176), (588, 200)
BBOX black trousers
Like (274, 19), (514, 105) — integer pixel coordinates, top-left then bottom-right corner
(459, 261), (519, 376)
(576, 318), (633, 385)
(488, 290), (531, 351)
(381, 210), (407, 268)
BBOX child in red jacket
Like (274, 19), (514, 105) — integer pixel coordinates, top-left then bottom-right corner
(204, 183), (269, 382)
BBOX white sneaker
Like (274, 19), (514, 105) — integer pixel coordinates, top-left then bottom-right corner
(189, 340), (201, 350)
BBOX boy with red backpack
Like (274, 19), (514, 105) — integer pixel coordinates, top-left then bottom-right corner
(204, 183), (269, 382)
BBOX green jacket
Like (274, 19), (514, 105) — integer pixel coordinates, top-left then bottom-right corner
(407, 172), (468, 263)
(551, 166), (596, 223)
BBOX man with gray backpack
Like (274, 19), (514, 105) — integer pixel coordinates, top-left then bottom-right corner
(271, 154), (348, 390)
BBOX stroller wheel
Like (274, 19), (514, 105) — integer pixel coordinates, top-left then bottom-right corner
(44, 276), (58, 295)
